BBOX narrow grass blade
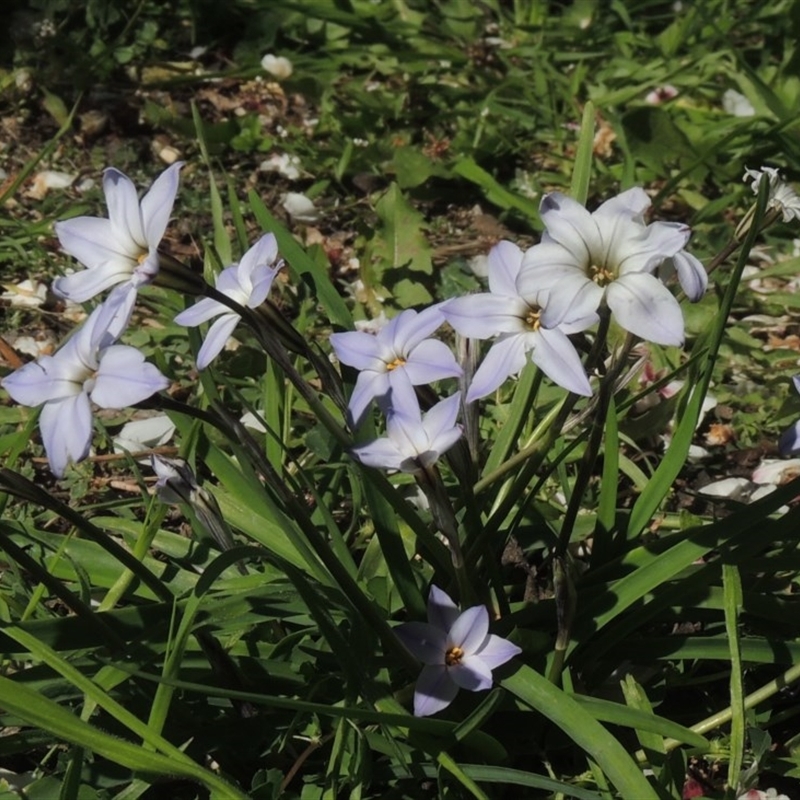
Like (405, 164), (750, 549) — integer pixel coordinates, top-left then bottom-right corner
(570, 101), (595, 205)
(723, 563), (745, 792)
(0, 671), (248, 798)
(437, 751), (490, 800)
(502, 664), (657, 798)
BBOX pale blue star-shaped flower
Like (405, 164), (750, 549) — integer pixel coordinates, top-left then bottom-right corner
(351, 391), (462, 472)
(395, 585), (521, 717)
(53, 163), (183, 337)
(173, 233), (282, 369)
(441, 240), (593, 401)
(1, 304), (170, 477)
(330, 307), (462, 427)
(517, 188), (707, 346)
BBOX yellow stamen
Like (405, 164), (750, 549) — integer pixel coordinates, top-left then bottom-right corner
(386, 357), (406, 371)
(525, 308), (541, 331)
(590, 263), (614, 286)
(445, 646), (464, 667)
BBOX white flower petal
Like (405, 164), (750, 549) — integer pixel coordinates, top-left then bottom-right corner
(593, 186), (651, 224)
(538, 193), (603, 264)
(196, 313), (240, 369)
(52, 260), (134, 303)
(330, 331), (383, 372)
(531, 328), (592, 396)
(391, 307), (445, 354)
(450, 656), (493, 692)
(606, 273), (685, 346)
(466, 334), (529, 402)
(247, 265), (280, 308)
(487, 240), (523, 297)
(174, 297), (228, 327)
(402, 339), (462, 384)
(427, 585), (461, 632)
(103, 168), (146, 252)
(95, 283), (138, 341)
(473, 633), (521, 670)
(2, 355), (82, 405)
(113, 415), (175, 454)
(40, 393), (93, 477)
(348, 370), (389, 427)
(664, 251), (708, 302)
(413, 665), (458, 717)
(442, 294), (529, 338)
(421, 394), (461, 444)
(616, 221), (688, 275)
(139, 161), (182, 245)
(54, 217), (127, 270)
(91, 346), (169, 407)
(394, 622), (447, 664)
(449, 605), (489, 655)
(238, 233), (279, 286)
(351, 437), (404, 470)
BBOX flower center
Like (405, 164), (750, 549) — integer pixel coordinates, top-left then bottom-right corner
(524, 307), (542, 331)
(82, 369), (99, 394)
(589, 262), (614, 287)
(385, 357), (406, 371)
(445, 646), (464, 667)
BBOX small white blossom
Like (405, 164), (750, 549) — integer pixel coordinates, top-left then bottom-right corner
(723, 89), (756, 117)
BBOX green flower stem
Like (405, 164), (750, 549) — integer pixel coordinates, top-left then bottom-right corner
(417, 464), (473, 606)
(472, 393), (569, 498)
(546, 555), (577, 685)
(195, 403), (416, 671)
(97, 502), (168, 612)
(556, 316), (632, 557)
(474, 307), (612, 505)
(187, 278), (352, 447)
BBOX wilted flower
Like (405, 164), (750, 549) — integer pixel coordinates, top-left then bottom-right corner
(330, 307), (462, 427)
(282, 192), (320, 223)
(1, 279), (47, 308)
(1, 306), (169, 476)
(518, 188), (707, 346)
(112, 415), (175, 454)
(351, 392), (462, 472)
(151, 454), (239, 558)
(395, 585), (521, 717)
(442, 240), (592, 400)
(174, 234), (282, 369)
(53, 163), (183, 336)
(644, 85), (678, 105)
(260, 54), (293, 79)
(744, 167), (800, 223)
